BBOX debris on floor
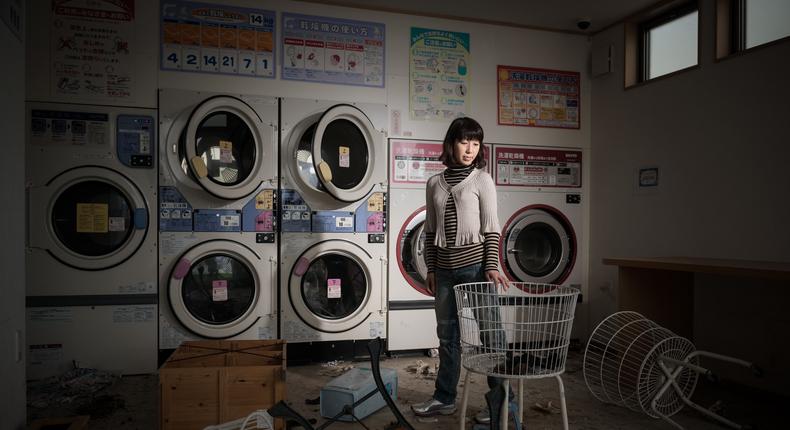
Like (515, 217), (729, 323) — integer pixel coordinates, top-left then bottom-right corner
(318, 360), (354, 377)
(416, 416), (439, 423)
(405, 359), (438, 379)
(27, 368), (119, 410)
(428, 348), (439, 358)
(305, 396), (320, 405)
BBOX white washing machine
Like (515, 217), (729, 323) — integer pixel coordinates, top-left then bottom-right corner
(25, 103), (158, 378)
(386, 139), (445, 351)
(158, 229), (278, 350)
(279, 98), (387, 224)
(280, 232), (387, 345)
(493, 144), (587, 338)
(158, 88), (278, 219)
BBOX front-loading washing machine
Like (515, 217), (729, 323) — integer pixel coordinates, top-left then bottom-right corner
(280, 232), (387, 349)
(493, 144), (587, 338)
(158, 88), (278, 217)
(386, 139), (445, 351)
(25, 103), (158, 378)
(158, 229), (277, 350)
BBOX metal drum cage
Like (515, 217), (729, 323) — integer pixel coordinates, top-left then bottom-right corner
(454, 282), (580, 430)
(584, 311), (760, 430)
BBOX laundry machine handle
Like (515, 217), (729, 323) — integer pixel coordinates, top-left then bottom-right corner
(269, 255), (277, 318)
(380, 257), (387, 313)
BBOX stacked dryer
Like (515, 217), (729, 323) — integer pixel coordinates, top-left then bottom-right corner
(279, 98), (388, 360)
(158, 89), (279, 353)
(26, 103), (158, 378)
(493, 144), (586, 338)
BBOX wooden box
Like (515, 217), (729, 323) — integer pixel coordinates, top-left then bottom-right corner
(159, 340), (286, 430)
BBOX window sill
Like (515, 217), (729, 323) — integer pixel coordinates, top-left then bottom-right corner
(624, 64), (700, 90)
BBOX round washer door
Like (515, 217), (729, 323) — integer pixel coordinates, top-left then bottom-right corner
(294, 104), (382, 203)
(289, 240), (373, 333)
(168, 240), (267, 338)
(396, 207), (431, 296)
(34, 166), (149, 270)
(501, 205), (576, 285)
(181, 96), (273, 200)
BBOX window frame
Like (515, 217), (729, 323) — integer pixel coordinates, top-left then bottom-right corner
(638, 2), (700, 82)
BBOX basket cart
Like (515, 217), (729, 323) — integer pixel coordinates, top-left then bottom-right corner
(583, 311), (761, 430)
(454, 282), (580, 430)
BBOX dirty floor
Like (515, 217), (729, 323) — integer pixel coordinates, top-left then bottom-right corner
(26, 350), (786, 429)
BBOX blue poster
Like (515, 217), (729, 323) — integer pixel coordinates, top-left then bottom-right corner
(160, 1), (276, 78)
(281, 13), (385, 87)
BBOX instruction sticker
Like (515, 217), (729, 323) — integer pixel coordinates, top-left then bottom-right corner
(212, 280), (228, 301)
(327, 278), (342, 298)
(256, 189), (274, 210)
(108, 216), (126, 232)
(339, 146), (350, 168)
(336, 216), (353, 228)
(367, 192), (384, 212)
(76, 203), (109, 233)
(219, 140), (233, 163)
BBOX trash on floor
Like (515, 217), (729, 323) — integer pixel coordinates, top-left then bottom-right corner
(27, 367), (119, 409)
(318, 360), (354, 377)
(416, 416), (438, 423)
(320, 366), (398, 421)
(405, 359), (438, 379)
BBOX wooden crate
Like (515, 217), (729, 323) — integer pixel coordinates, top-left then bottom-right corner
(159, 340), (286, 430)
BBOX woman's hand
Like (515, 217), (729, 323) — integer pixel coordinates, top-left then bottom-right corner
(486, 270), (510, 291)
(426, 272), (437, 295)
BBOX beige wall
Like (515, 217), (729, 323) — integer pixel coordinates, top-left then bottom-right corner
(590, 0), (790, 392)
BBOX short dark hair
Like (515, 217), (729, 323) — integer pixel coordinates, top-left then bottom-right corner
(439, 116), (487, 168)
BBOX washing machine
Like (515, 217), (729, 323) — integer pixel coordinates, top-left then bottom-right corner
(280, 231), (387, 346)
(279, 98), (388, 359)
(25, 103), (158, 378)
(158, 88), (278, 216)
(158, 89), (279, 351)
(493, 144), (586, 338)
(386, 139), (444, 351)
(158, 229), (278, 350)
(279, 98), (387, 221)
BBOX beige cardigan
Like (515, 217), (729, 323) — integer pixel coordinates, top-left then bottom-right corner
(425, 168), (501, 247)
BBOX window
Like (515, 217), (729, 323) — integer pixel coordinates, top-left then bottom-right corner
(640, 4), (699, 80)
(718, 0), (790, 58)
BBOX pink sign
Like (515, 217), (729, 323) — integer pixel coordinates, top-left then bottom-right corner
(327, 278), (341, 298)
(212, 280), (228, 302)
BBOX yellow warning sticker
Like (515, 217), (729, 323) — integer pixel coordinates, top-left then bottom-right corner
(367, 192), (384, 212)
(219, 140), (233, 163)
(339, 146), (350, 168)
(76, 203), (108, 233)
(256, 189), (274, 210)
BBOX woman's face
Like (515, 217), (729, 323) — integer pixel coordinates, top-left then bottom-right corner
(453, 139), (480, 166)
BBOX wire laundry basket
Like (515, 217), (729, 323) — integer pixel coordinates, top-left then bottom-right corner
(584, 311), (760, 430)
(454, 282), (580, 430)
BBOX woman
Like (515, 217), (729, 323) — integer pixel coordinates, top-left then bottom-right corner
(411, 117), (511, 424)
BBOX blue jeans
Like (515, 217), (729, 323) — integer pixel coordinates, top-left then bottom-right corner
(433, 263), (511, 405)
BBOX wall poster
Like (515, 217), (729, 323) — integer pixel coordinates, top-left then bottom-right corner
(409, 27), (470, 121)
(51, 0), (135, 100)
(494, 146), (582, 187)
(497, 65), (580, 129)
(160, 1), (276, 78)
(281, 13), (385, 87)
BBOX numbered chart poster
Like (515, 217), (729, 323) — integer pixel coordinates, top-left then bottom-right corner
(497, 65), (580, 129)
(161, 1), (275, 78)
(51, 0), (135, 100)
(281, 13), (385, 87)
(409, 28), (470, 121)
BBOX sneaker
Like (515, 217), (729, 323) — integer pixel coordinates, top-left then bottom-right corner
(475, 408), (490, 424)
(411, 398), (457, 416)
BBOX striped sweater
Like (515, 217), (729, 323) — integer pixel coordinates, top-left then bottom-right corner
(425, 165), (500, 272)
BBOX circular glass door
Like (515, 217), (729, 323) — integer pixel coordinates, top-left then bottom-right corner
(502, 206), (575, 285)
(289, 240), (373, 333)
(182, 96), (269, 200)
(295, 104), (381, 203)
(39, 167), (148, 270)
(397, 208), (431, 296)
(169, 240), (264, 338)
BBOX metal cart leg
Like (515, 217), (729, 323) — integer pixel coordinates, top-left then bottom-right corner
(501, 379), (510, 430)
(459, 370), (472, 430)
(518, 379), (524, 425)
(556, 375), (569, 430)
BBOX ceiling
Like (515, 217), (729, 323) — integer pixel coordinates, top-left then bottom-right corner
(296, 0), (662, 34)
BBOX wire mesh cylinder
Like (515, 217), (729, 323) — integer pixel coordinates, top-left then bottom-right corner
(454, 282), (580, 379)
(583, 311), (699, 418)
